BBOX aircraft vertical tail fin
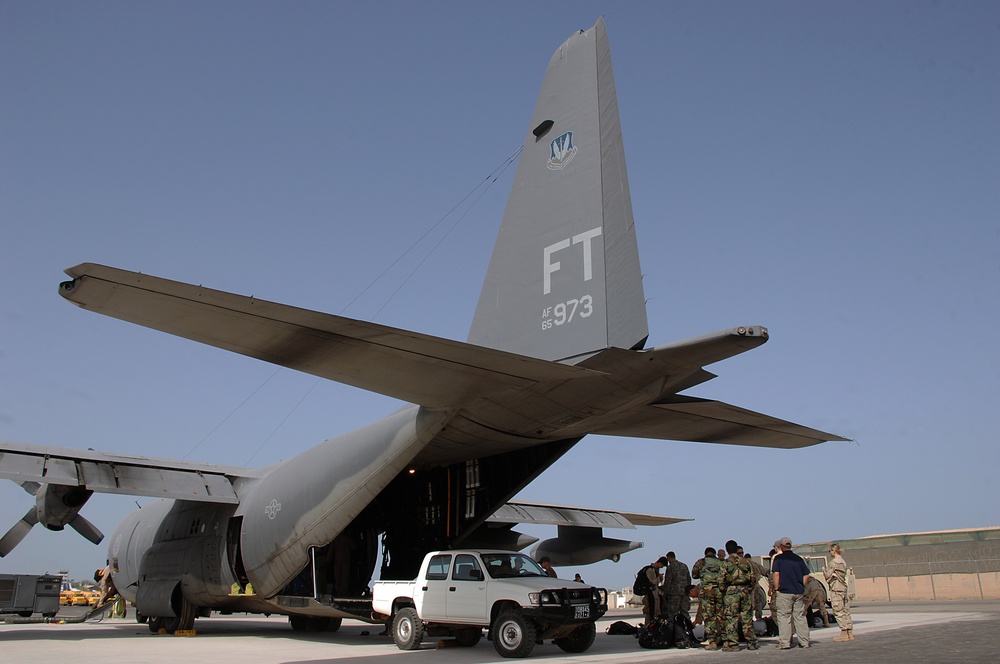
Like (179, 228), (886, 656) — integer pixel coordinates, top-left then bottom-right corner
(467, 19), (648, 362)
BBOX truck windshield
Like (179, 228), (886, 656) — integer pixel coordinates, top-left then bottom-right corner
(482, 553), (547, 579)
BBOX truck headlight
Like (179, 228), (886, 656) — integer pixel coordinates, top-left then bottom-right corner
(529, 591), (561, 606)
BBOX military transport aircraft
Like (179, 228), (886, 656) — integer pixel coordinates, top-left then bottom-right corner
(0, 19), (845, 633)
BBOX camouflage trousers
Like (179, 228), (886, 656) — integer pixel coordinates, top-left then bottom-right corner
(722, 585), (756, 647)
(699, 585), (724, 643)
(831, 590), (853, 630)
(663, 589), (687, 619)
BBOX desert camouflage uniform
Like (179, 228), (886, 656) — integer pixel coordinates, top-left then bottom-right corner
(803, 577), (829, 627)
(720, 554), (758, 649)
(749, 557), (767, 620)
(692, 555), (724, 646)
(824, 556), (853, 630)
(642, 565), (662, 626)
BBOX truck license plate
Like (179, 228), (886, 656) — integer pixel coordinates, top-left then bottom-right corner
(574, 606), (589, 619)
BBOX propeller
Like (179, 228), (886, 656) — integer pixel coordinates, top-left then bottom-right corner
(0, 481), (104, 557)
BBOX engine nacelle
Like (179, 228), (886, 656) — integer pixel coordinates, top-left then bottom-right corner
(35, 484), (93, 531)
(532, 534), (644, 566)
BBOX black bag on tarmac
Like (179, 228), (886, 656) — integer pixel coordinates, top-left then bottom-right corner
(672, 613), (695, 648)
(607, 620), (639, 635)
(638, 617), (674, 649)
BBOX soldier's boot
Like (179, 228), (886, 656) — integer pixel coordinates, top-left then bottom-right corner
(847, 629), (855, 640)
(833, 629), (851, 642)
(822, 614), (830, 628)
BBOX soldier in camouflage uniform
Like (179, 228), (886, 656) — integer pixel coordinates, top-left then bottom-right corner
(766, 547), (779, 618)
(691, 546), (724, 650)
(744, 552), (768, 621)
(661, 551), (691, 619)
(720, 540), (759, 651)
(825, 543), (854, 642)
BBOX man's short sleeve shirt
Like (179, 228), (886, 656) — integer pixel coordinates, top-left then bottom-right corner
(772, 551), (809, 594)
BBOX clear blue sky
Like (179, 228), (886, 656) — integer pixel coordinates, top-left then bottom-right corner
(2, 1), (998, 591)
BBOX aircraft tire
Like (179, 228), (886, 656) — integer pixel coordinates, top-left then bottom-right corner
(491, 609), (536, 658)
(554, 622), (596, 653)
(392, 607), (424, 650)
(148, 616), (164, 633)
(162, 598), (197, 634)
(290, 615), (331, 632)
(327, 617), (343, 632)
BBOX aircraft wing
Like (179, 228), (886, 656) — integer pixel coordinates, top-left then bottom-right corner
(59, 263), (604, 409)
(489, 502), (689, 529)
(592, 395), (850, 448)
(0, 440), (254, 503)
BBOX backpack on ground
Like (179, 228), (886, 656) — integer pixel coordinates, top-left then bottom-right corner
(632, 565), (654, 596)
(606, 620), (639, 635)
(637, 617), (674, 649)
(672, 613), (695, 648)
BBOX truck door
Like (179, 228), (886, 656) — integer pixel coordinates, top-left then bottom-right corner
(447, 553), (488, 623)
(417, 554), (451, 621)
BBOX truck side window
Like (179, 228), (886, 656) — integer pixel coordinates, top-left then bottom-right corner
(425, 554), (452, 581)
(452, 554), (483, 581)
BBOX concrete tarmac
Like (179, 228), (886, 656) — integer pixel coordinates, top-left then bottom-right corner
(2, 602), (998, 663)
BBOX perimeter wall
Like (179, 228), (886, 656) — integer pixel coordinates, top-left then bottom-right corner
(797, 528), (1000, 601)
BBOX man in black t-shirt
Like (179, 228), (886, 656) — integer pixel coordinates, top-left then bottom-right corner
(770, 537), (811, 649)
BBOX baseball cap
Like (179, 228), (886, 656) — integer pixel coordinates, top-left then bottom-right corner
(774, 537), (792, 548)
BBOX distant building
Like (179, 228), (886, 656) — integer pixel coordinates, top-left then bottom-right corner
(796, 527), (1000, 601)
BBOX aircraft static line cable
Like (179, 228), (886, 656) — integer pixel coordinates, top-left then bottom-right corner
(339, 145), (523, 320)
(179, 366), (284, 462)
(244, 378), (317, 466)
(240, 146), (524, 465)
(183, 147), (522, 466)
(367, 146), (522, 322)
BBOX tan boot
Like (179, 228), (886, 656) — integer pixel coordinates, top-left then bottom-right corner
(847, 629), (855, 640)
(833, 629), (851, 642)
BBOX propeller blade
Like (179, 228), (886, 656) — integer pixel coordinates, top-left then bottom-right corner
(69, 514), (105, 546)
(19, 481), (42, 496)
(0, 508), (39, 557)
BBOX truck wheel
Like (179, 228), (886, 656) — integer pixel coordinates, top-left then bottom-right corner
(454, 627), (482, 647)
(554, 622), (596, 653)
(492, 610), (536, 658)
(392, 607), (424, 650)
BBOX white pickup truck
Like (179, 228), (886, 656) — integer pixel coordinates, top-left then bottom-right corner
(371, 550), (607, 658)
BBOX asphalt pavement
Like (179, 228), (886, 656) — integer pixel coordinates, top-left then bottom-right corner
(2, 601), (998, 663)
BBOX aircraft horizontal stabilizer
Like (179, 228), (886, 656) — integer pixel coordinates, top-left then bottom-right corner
(59, 263), (604, 409)
(489, 501), (689, 529)
(593, 396), (849, 448)
(486, 502), (689, 566)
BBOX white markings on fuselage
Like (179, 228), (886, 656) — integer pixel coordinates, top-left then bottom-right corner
(264, 499), (281, 520)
